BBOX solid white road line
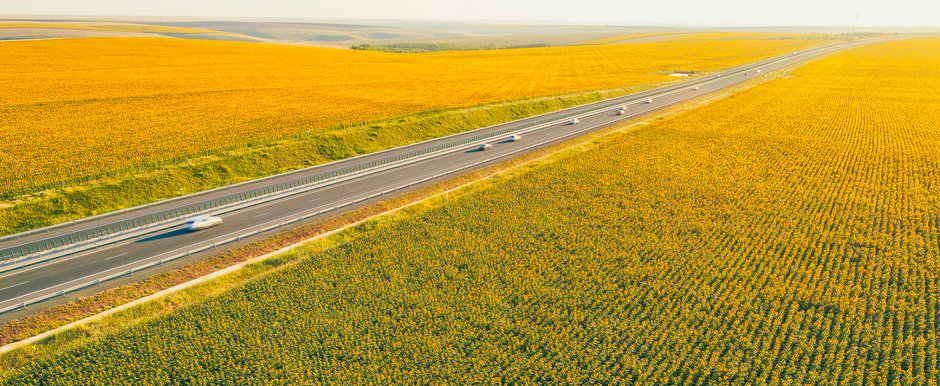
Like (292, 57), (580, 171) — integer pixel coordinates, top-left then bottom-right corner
(103, 253), (128, 261)
(0, 281), (28, 292)
(0, 242), (128, 280)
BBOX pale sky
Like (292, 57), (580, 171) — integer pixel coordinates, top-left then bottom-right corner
(3, 0), (939, 27)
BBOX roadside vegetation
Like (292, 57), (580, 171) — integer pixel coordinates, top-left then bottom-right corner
(3, 38), (937, 383)
(0, 35), (829, 235)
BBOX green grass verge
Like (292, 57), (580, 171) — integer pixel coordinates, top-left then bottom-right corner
(0, 81), (676, 237)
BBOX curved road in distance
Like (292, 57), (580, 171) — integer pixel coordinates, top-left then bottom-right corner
(0, 38), (884, 315)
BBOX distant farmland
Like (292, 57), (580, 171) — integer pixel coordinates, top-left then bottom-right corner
(5, 38), (938, 384)
(0, 35), (824, 198)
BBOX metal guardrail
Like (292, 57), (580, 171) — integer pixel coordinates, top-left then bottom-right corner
(0, 39), (868, 266)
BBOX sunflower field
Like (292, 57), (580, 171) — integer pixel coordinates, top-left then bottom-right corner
(4, 38), (938, 384)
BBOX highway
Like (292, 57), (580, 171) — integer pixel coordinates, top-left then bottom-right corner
(0, 38), (881, 315)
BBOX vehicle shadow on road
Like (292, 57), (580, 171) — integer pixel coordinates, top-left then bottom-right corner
(135, 228), (189, 243)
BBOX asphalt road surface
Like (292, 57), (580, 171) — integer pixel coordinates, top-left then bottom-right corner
(0, 38), (882, 315)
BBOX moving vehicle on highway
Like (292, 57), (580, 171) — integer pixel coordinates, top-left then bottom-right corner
(693, 86), (700, 91)
(509, 134), (522, 142)
(570, 118), (579, 125)
(478, 143), (493, 151)
(185, 215), (223, 231)
(645, 99), (653, 104)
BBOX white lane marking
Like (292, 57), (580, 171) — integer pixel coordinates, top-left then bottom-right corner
(0, 242), (126, 280)
(0, 281), (28, 292)
(1, 259), (146, 305)
(252, 212), (269, 218)
(103, 253), (127, 261)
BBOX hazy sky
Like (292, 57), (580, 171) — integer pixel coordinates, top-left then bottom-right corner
(3, 0), (939, 27)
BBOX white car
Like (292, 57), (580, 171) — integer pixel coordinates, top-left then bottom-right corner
(716, 74), (721, 78)
(645, 99), (653, 104)
(186, 215), (223, 231)
(617, 109), (626, 116)
(756, 69), (761, 73)
(693, 86), (700, 91)
(570, 118), (580, 125)
(744, 72), (749, 76)
(478, 143), (493, 151)
(509, 134), (522, 142)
